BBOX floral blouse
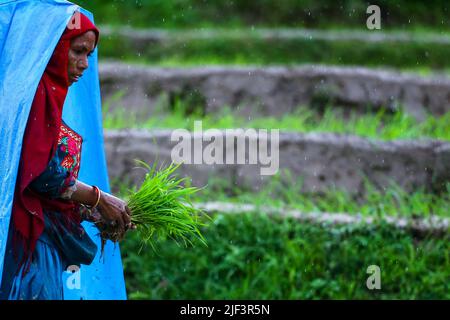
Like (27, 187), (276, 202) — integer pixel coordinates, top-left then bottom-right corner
(28, 119), (101, 223)
(29, 119), (82, 200)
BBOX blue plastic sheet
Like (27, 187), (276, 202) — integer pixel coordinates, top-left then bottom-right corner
(0, 0), (127, 299)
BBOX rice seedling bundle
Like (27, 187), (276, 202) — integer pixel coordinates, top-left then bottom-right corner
(96, 160), (208, 252)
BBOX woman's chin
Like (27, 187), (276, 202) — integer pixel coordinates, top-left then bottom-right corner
(68, 75), (80, 86)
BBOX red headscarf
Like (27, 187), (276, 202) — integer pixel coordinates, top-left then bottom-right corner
(11, 12), (100, 267)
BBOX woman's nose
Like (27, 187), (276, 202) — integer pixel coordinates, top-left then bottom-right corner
(78, 56), (88, 70)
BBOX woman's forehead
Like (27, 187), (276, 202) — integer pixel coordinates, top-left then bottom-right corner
(72, 30), (95, 44)
(71, 31), (96, 48)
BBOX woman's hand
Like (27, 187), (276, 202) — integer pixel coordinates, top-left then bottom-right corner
(68, 180), (136, 239)
(96, 191), (134, 236)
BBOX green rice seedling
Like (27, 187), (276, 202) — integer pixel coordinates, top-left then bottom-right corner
(98, 160), (209, 252)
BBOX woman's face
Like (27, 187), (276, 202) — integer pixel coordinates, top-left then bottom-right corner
(67, 31), (96, 86)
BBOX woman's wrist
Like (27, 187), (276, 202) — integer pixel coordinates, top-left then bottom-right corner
(85, 185), (101, 209)
(97, 190), (108, 209)
(70, 180), (103, 207)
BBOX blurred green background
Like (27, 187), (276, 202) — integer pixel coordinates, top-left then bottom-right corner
(78, 0), (449, 30)
(77, 0), (449, 299)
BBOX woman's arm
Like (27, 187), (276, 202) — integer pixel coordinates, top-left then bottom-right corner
(27, 155), (133, 236)
(26, 138), (133, 236)
(69, 180), (99, 207)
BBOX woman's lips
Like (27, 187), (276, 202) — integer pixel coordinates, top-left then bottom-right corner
(72, 74), (82, 82)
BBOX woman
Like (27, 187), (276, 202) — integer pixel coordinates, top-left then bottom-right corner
(0, 12), (132, 300)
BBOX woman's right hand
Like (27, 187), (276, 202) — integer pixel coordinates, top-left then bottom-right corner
(96, 190), (134, 236)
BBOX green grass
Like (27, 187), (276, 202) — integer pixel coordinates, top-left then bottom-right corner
(109, 108), (449, 300)
(77, 0), (450, 30)
(121, 213), (450, 299)
(102, 99), (450, 141)
(116, 156), (449, 300)
(99, 34), (450, 69)
(193, 176), (450, 219)
(112, 171), (450, 219)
